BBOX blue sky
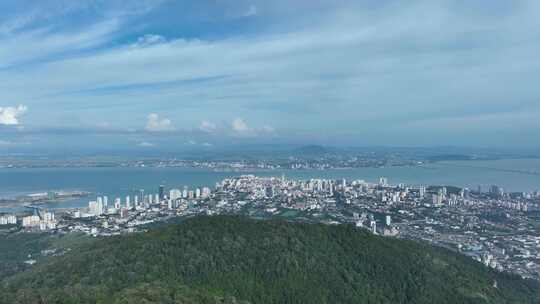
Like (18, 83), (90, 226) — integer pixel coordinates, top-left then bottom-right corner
(1, 0), (540, 153)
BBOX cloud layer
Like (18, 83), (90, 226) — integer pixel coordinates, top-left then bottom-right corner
(1, 1), (540, 149)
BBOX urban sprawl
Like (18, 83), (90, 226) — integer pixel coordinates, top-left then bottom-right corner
(2, 175), (540, 281)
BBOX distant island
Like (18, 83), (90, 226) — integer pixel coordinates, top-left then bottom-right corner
(1, 145), (533, 170)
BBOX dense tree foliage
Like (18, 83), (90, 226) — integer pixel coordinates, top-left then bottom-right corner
(0, 233), (51, 278)
(1, 216), (539, 303)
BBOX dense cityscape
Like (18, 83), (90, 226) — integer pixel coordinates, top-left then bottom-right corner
(2, 175), (539, 282)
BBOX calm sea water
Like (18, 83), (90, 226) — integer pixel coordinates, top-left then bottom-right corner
(1, 158), (540, 212)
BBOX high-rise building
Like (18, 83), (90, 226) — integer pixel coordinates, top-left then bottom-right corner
(201, 187), (211, 198)
(370, 220), (377, 234)
(0, 214), (17, 225)
(490, 185), (504, 197)
(159, 185), (165, 200)
(89, 200), (103, 216)
(139, 189), (145, 202)
(170, 189), (182, 200)
(22, 215), (41, 228)
(182, 188), (188, 198)
(114, 198), (121, 210)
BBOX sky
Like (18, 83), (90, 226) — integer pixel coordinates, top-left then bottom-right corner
(1, 0), (540, 154)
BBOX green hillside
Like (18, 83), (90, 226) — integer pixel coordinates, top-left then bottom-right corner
(2, 216), (539, 304)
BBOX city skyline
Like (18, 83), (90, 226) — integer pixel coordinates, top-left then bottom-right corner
(1, 0), (540, 152)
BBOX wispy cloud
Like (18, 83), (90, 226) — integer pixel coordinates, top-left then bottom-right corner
(0, 19), (121, 69)
(138, 141), (156, 147)
(1, 1), (540, 148)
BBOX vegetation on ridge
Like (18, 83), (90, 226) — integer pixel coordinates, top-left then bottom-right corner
(1, 216), (539, 304)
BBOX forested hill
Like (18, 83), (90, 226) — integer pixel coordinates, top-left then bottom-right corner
(2, 216), (540, 304)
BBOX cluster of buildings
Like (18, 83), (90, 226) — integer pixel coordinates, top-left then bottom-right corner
(2, 175), (540, 281)
(0, 214), (16, 225)
(79, 185), (213, 219)
(18, 210), (57, 231)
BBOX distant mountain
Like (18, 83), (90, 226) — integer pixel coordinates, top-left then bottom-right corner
(294, 145), (333, 155)
(2, 216), (539, 304)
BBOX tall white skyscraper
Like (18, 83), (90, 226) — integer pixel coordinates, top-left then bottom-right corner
(170, 189), (182, 200)
(89, 200), (103, 216)
(114, 198), (121, 209)
(370, 220), (377, 234)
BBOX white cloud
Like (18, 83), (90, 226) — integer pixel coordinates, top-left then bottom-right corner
(0, 140), (13, 146)
(187, 139), (197, 145)
(231, 118), (249, 133)
(0, 105), (27, 125)
(138, 141), (155, 147)
(199, 120), (217, 133)
(145, 113), (174, 132)
(203, 142), (213, 147)
(231, 118), (266, 137)
(132, 34), (166, 48)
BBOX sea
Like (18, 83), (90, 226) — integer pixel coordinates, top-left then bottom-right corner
(1, 158), (540, 212)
